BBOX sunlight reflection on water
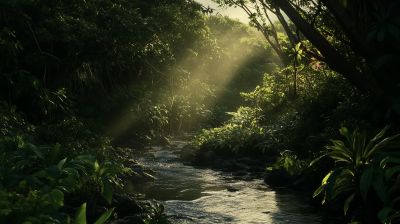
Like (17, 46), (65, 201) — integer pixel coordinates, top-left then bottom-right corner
(123, 140), (325, 223)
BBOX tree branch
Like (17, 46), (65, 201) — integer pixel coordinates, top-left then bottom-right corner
(269, 0), (383, 98)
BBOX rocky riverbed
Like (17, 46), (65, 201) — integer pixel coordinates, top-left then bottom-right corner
(58, 134), (355, 223)
(114, 135), (331, 224)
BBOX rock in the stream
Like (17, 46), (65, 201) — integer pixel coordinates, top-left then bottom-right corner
(114, 196), (143, 217)
(190, 151), (216, 165)
(264, 169), (297, 187)
(181, 151), (196, 161)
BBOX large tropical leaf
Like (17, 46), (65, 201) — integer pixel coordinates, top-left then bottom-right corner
(326, 168), (343, 201)
(344, 193), (355, 215)
(360, 165), (374, 200)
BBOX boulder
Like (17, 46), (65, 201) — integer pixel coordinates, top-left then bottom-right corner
(264, 169), (297, 187)
(114, 196), (143, 217)
(191, 151), (216, 166)
(180, 151), (195, 161)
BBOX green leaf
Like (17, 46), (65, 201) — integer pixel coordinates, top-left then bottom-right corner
(10, 105), (16, 113)
(387, 212), (400, 223)
(389, 196), (400, 208)
(6, 174), (22, 186)
(373, 175), (387, 202)
(93, 208), (115, 224)
(387, 24), (400, 38)
(325, 151), (352, 163)
(367, 27), (378, 42)
(339, 127), (352, 147)
(25, 175), (39, 184)
(367, 138), (399, 159)
(322, 171), (333, 184)
(45, 166), (60, 179)
(378, 207), (394, 223)
(344, 193), (355, 215)
(143, 217), (157, 224)
(41, 185), (52, 194)
(360, 165), (374, 200)
(365, 125), (391, 153)
(386, 166), (400, 180)
(338, 0), (347, 8)
(366, 134), (400, 158)
(386, 2), (397, 20)
(332, 183), (355, 199)
(48, 189), (64, 210)
(381, 156), (400, 169)
(309, 156), (322, 167)
(75, 203), (87, 224)
(328, 139), (353, 157)
(326, 169), (343, 201)
(57, 158), (67, 171)
(374, 55), (391, 69)
(29, 144), (45, 162)
(101, 177), (113, 204)
(48, 143), (60, 167)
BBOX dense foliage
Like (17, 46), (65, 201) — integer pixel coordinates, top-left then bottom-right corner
(1, 0), (399, 223)
(192, 0), (400, 223)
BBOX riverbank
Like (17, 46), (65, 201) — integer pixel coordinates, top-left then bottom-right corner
(110, 134), (327, 223)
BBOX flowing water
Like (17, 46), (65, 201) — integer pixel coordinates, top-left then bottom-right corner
(123, 139), (330, 224)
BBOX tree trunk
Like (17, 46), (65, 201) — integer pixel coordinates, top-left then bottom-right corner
(269, 0), (384, 102)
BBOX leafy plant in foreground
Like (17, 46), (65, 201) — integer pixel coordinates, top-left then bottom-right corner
(77, 155), (131, 204)
(143, 199), (171, 224)
(69, 203), (115, 224)
(313, 125), (400, 222)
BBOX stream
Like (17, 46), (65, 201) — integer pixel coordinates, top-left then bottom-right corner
(122, 138), (331, 224)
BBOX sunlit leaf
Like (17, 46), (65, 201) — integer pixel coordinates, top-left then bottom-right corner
(344, 193), (355, 215)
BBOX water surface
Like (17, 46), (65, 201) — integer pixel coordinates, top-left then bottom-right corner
(123, 139), (329, 223)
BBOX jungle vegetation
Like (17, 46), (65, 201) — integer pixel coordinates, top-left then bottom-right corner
(0, 0), (399, 223)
